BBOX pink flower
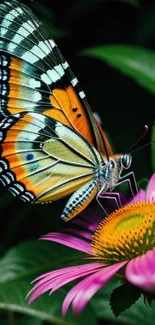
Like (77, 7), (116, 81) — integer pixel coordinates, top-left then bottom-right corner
(27, 174), (155, 317)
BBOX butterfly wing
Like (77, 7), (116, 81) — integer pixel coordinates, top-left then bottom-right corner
(0, 0), (113, 157)
(0, 112), (101, 210)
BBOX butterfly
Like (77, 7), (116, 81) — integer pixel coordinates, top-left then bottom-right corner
(0, 0), (135, 221)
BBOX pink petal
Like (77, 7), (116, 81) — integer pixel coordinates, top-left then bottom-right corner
(126, 249), (155, 293)
(28, 263), (103, 304)
(62, 260), (127, 317)
(129, 189), (146, 204)
(146, 174), (155, 202)
(40, 233), (92, 254)
(49, 263), (103, 294)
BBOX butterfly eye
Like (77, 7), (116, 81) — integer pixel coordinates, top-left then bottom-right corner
(121, 154), (132, 169)
(109, 159), (115, 170)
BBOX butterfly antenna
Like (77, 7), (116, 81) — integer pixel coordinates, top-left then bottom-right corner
(130, 139), (155, 154)
(127, 125), (148, 153)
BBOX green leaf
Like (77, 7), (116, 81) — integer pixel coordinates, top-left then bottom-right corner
(151, 122), (155, 172)
(0, 315), (43, 325)
(0, 240), (83, 283)
(82, 45), (155, 94)
(0, 241), (96, 324)
(110, 283), (142, 317)
(16, 316), (43, 325)
(91, 281), (155, 325)
(137, 178), (149, 190)
(0, 281), (95, 325)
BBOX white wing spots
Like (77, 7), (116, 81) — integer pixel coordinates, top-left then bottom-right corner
(47, 69), (59, 82)
(39, 41), (51, 55)
(31, 44), (46, 59)
(0, 70), (7, 81)
(46, 64), (65, 83)
(40, 73), (51, 85)
(8, 41), (18, 52)
(1, 7), (23, 36)
(19, 124), (39, 141)
(79, 91), (85, 99)
(1, 122), (10, 129)
(49, 39), (56, 48)
(21, 39), (54, 64)
(55, 122), (69, 137)
(2, 174), (10, 184)
(21, 51), (38, 64)
(0, 55), (8, 66)
(7, 172), (14, 181)
(9, 187), (19, 195)
(29, 79), (41, 89)
(33, 91), (42, 102)
(1, 84), (7, 96)
(62, 61), (69, 69)
(55, 64), (64, 76)
(0, 131), (3, 141)
(14, 113), (20, 118)
(0, 27), (7, 37)
(11, 33), (23, 46)
(15, 183), (24, 192)
(71, 78), (78, 87)
(29, 112), (46, 124)
(0, 160), (8, 172)
(19, 20), (36, 36)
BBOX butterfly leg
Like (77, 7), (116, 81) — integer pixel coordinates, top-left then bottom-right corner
(96, 184), (110, 215)
(99, 191), (123, 208)
(61, 180), (98, 222)
(114, 171), (138, 196)
(96, 190), (122, 215)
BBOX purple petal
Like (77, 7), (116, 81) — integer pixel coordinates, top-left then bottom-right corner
(28, 263), (103, 304)
(72, 218), (99, 232)
(65, 228), (92, 240)
(40, 233), (92, 254)
(146, 174), (155, 202)
(126, 249), (155, 293)
(80, 208), (102, 223)
(129, 189), (146, 204)
(62, 261), (127, 317)
(72, 208), (102, 231)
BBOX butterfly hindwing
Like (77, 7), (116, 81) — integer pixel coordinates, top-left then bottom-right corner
(0, 0), (112, 156)
(0, 112), (100, 208)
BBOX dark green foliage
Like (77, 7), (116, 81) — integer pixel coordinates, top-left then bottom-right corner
(110, 283), (141, 317)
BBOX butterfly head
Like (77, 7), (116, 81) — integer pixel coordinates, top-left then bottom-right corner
(105, 154), (132, 184)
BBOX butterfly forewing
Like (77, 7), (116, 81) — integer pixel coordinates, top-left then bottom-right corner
(0, 112), (100, 204)
(0, 0), (112, 156)
(0, 1), (120, 221)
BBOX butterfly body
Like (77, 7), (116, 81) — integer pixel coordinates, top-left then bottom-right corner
(0, 0), (133, 221)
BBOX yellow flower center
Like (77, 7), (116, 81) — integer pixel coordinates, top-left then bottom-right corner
(91, 202), (155, 264)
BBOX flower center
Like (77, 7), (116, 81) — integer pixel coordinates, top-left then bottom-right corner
(91, 202), (155, 264)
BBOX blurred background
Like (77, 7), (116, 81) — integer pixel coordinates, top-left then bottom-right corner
(0, 0), (155, 324)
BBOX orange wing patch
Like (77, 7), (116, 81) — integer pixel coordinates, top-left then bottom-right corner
(49, 86), (95, 145)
